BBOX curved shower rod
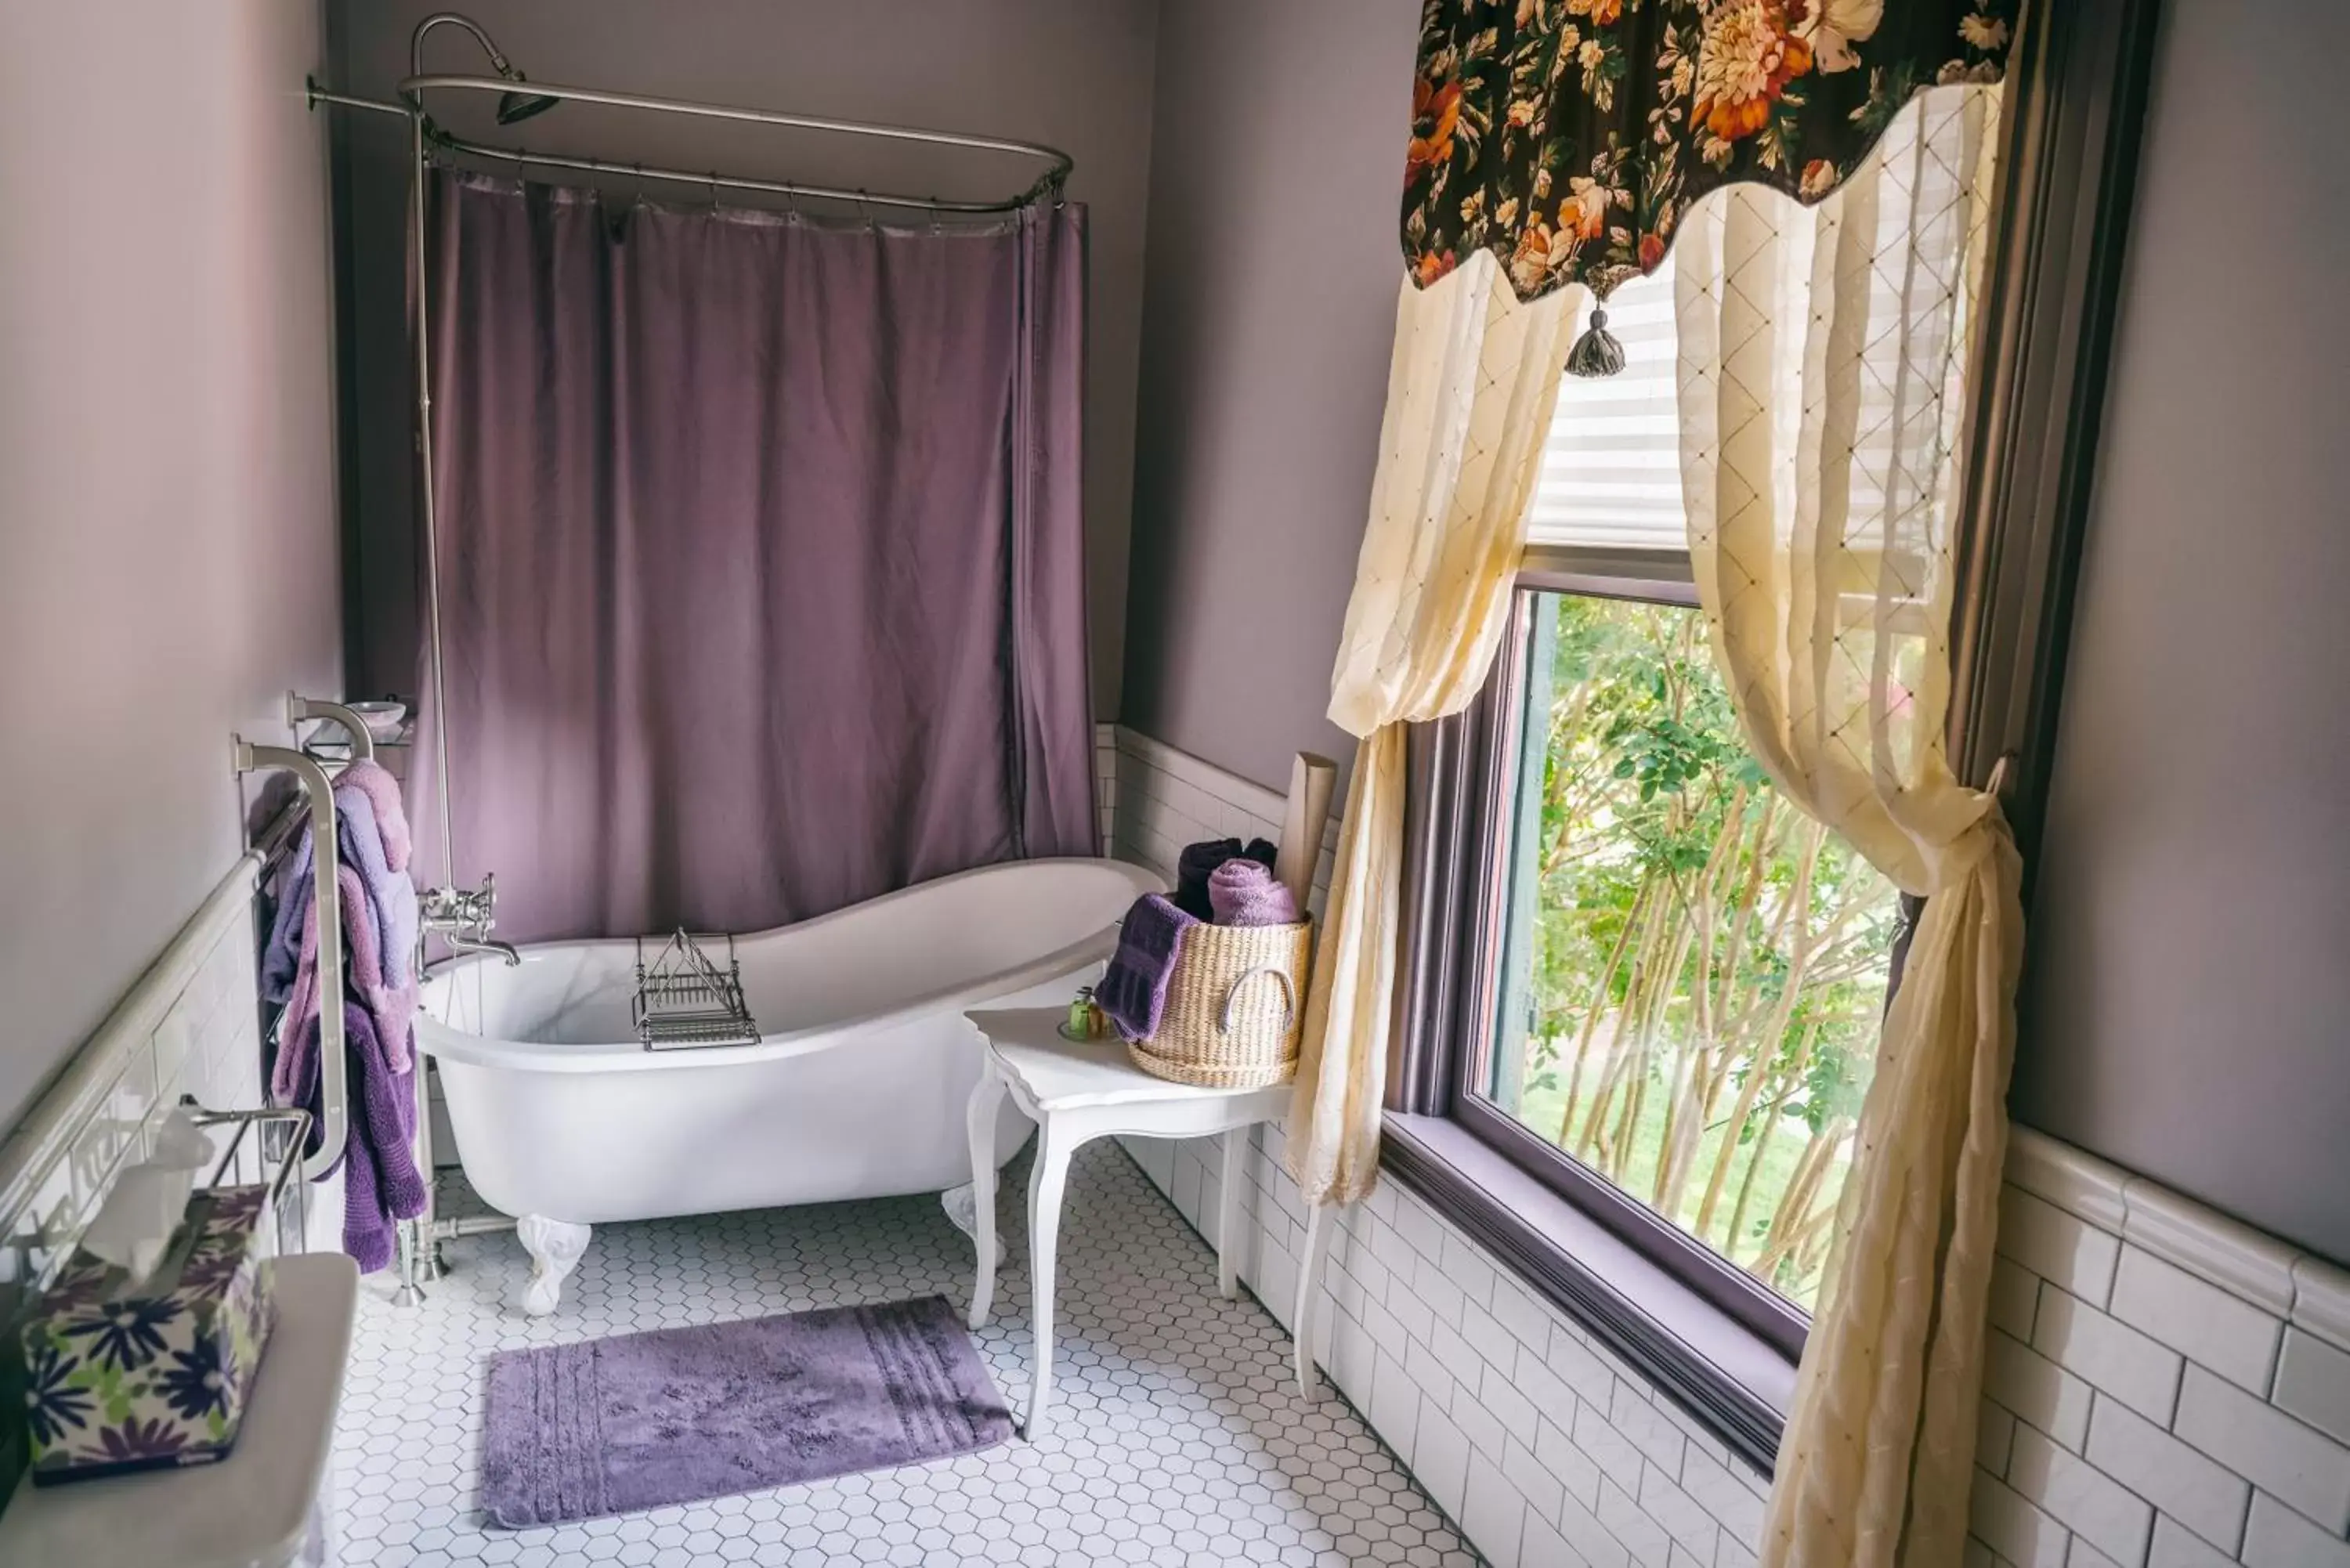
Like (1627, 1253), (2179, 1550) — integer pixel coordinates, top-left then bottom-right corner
(308, 71), (1075, 215)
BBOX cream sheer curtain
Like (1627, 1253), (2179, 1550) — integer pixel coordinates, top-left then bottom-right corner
(1286, 250), (1573, 1207)
(1674, 87), (2022, 1568)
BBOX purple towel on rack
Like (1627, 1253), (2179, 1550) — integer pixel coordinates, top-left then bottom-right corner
(1097, 894), (1197, 1042)
(1172, 837), (1278, 922)
(336, 759), (412, 874)
(274, 862), (420, 1096)
(1208, 858), (1299, 927)
(286, 999), (428, 1274)
(266, 786), (418, 995)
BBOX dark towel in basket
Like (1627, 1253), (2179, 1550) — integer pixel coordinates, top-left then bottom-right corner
(1172, 837), (1278, 922)
(1097, 893), (1198, 1042)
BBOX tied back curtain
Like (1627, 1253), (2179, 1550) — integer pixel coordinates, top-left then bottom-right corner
(1674, 86), (2018, 1568)
(1288, 250), (1573, 1208)
(407, 172), (1094, 941)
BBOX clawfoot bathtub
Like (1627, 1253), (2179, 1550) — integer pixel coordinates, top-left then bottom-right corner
(417, 858), (1158, 1313)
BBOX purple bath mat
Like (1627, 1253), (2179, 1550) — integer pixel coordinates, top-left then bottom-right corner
(481, 1295), (1013, 1527)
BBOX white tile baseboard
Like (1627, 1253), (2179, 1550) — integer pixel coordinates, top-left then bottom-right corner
(0, 848), (270, 1500)
(1104, 720), (2350, 1568)
(1100, 724), (1340, 919)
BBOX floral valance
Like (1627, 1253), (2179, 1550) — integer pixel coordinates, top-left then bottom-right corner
(1402, 0), (2015, 305)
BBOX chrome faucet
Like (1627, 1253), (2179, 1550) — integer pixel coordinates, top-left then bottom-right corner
(422, 872), (521, 966)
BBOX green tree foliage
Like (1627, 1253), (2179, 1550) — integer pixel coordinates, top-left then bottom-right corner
(1498, 595), (1901, 1308)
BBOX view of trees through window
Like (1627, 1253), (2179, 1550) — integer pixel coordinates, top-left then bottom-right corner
(1485, 593), (1903, 1310)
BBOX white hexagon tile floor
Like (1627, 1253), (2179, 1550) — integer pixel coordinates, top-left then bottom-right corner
(325, 1139), (1481, 1567)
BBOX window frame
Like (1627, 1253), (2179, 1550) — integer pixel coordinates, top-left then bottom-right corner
(1447, 572), (1824, 1364)
(1376, 0), (2164, 1472)
(1389, 553), (1815, 1476)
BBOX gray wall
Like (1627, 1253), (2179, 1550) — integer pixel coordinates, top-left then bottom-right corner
(2012, 0), (2350, 1263)
(1118, 0), (1424, 794)
(326, 0), (1158, 719)
(0, 2), (342, 1133)
(1116, 0), (2350, 1258)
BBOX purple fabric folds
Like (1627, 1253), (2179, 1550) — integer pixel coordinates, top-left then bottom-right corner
(273, 862), (421, 1097)
(402, 172), (1097, 941)
(262, 756), (425, 1273)
(1208, 859), (1299, 927)
(285, 1000), (427, 1273)
(333, 759), (412, 874)
(1097, 894), (1197, 1042)
(266, 786), (418, 995)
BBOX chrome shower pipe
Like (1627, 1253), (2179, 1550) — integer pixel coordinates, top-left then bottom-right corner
(306, 84), (409, 120)
(411, 121), (1058, 214)
(410, 10), (517, 81)
(403, 104), (457, 1302)
(408, 109), (457, 906)
(395, 71), (1073, 210)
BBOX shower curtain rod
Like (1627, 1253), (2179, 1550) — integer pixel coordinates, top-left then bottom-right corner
(309, 73), (1074, 214)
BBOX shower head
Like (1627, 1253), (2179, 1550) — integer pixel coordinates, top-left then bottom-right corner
(411, 14), (561, 124)
(494, 70), (562, 125)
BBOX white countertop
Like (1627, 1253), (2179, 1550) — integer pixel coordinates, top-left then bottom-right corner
(0, 1252), (360, 1568)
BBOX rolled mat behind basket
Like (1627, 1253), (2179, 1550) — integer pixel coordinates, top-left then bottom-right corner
(1129, 919), (1314, 1089)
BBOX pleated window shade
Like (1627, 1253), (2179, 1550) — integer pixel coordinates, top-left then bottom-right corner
(1528, 244), (1911, 557)
(1525, 262), (1685, 553)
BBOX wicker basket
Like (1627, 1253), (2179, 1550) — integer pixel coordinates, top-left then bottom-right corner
(1127, 919), (1314, 1089)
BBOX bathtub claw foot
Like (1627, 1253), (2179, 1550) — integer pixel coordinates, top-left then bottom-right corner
(516, 1216), (591, 1317)
(940, 1183), (980, 1243)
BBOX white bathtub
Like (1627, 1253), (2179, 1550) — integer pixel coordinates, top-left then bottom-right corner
(417, 856), (1158, 1312)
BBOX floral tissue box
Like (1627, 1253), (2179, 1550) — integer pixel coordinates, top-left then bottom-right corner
(20, 1183), (277, 1483)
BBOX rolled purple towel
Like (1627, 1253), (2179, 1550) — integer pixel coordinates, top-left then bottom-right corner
(1096, 894), (1197, 1042)
(1208, 858), (1299, 927)
(1173, 836), (1280, 921)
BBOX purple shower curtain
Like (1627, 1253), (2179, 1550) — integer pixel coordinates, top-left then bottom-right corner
(407, 170), (1094, 941)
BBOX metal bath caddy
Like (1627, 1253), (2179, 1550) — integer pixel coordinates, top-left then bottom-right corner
(633, 929), (761, 1051)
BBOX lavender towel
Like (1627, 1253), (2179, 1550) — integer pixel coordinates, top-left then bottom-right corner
(1097, 894), (1196, 1042)
(1172, 837), (1278, 922)
(273, 862), (420, 1093)
(481, 1296), (1014, 1528)
(1208, 858), (1300, 927)
(334, 759), (412, 873)
(285, 999), (427, 1273)
(266, 784), (418, 995)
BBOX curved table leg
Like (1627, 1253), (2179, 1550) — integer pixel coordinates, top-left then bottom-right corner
(1218, 1126), (1248, 1299)
(1024, 1118), (1076, 1436)
(965, 1057), (1007, 1330)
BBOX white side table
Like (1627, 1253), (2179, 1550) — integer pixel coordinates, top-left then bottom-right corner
(962, 1006), (1335, 1434)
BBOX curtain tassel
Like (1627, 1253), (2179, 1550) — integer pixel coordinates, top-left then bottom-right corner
(1565, 306), (1625, 378)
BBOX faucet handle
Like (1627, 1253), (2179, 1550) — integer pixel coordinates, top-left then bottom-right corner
(421, 876), (498, 937)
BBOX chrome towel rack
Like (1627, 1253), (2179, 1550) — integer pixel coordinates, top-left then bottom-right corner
(231, 693), (380, 1184)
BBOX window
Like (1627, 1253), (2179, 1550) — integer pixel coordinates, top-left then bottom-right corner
(1379, 3), (2151, 1469)
(1479, 591), (1903, 1315)
(1392, 267), (1905, 1355)
(1496, 272), (1900, 1317)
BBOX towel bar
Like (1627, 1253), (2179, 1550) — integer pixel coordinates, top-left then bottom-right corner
(232, 694), (374, 1187)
